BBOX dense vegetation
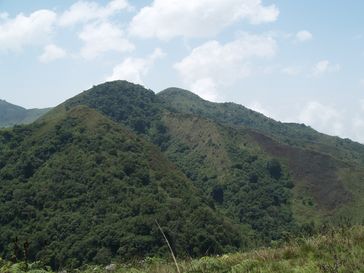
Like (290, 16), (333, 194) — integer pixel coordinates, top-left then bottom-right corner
(60, 81), (298, 243)
(0, 106), (241, 268)
(1, 81), (364, 270)
(161, 113), (296, 244)
(61, 81), (364, 224)
(2, 225), (363, 272)
(0, 99), (50, 128)
(158, 87), (364, 223)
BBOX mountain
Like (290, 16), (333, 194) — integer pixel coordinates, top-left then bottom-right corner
(0, 105), (241, 268)
(0, 99), (50, 128)
(1, 81), (363, 269)
(60, 81), (364, 224)
(158, 87), (364, 223)
(60, 82), (302, 237)
(159, 88), (364, 164)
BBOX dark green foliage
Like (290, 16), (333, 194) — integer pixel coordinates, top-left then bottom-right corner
(64, 81), (162, 136)
(93, 248), (112, 265)
(2, 225), (364, 273)
(0, 106), (242, 269)
(211, 185), (224, 204)
(267, 159), (282, 179)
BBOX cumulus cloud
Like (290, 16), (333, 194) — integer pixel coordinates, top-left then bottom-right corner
(312, 60), (341, 77)
(295, 30), (313, 42)
(129, 0), (279, 40)
(79, 21), (134, 59)
(174, 33), (276, 101)
(106, 48), (165, 85)
(244, 100), (364, 143)
(39, 44), (67, 63)
(0, 10), (57, 52)
(59, 0), (131, 27)
(190, 78), (219, 102)
(298, 101), (343, 136)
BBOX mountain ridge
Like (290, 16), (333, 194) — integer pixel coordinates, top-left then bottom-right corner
(1, 80), (363, 268)
(54, 81), (364, 223)
(0, 99), (51, 128)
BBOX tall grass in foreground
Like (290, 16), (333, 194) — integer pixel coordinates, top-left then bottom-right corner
(1, 225), (363, 273)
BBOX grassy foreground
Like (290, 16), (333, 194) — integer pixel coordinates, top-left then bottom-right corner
(1, 226), (363, 273)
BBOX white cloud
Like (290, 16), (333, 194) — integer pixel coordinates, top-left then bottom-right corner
(190, 78), (219, 102)
(295, 30), (312, 42)
(106, 48), (165, 85)
(59, 0), (131, 27)
(298, 101), (343, 136)
(129, 0), (279, 40)
(0, 10), (57, 52)
(79, 21), (134, 59)
(174, 33), (276, 100)
(281, 66), (301, 76)
(244, 100), (364, 144)
(312, 60), (341, 77)
(39, 44), (67, 63)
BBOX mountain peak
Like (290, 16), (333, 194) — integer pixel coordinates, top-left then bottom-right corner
(159, 87), (202, 99)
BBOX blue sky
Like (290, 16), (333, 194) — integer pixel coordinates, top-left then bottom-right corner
(1, 0), (364, 143)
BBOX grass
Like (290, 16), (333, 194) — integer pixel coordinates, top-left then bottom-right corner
(1, 226), (363, 273)
(336, 167), (364, 224)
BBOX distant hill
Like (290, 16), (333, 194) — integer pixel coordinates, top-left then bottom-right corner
(1, 81), (363, 269)
(0, 99), (50, 127)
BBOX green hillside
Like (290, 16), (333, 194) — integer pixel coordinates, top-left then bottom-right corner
(161, 112), (296, 243)
(0, 105), (242, 268)
(159, 88), (364, 164)
(158, 87), (364, 223)
(1, 81), (364, 270)
(58, 81), (298, 242)
(60, 81), (364, 225)
(0, 99), (50, 128)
